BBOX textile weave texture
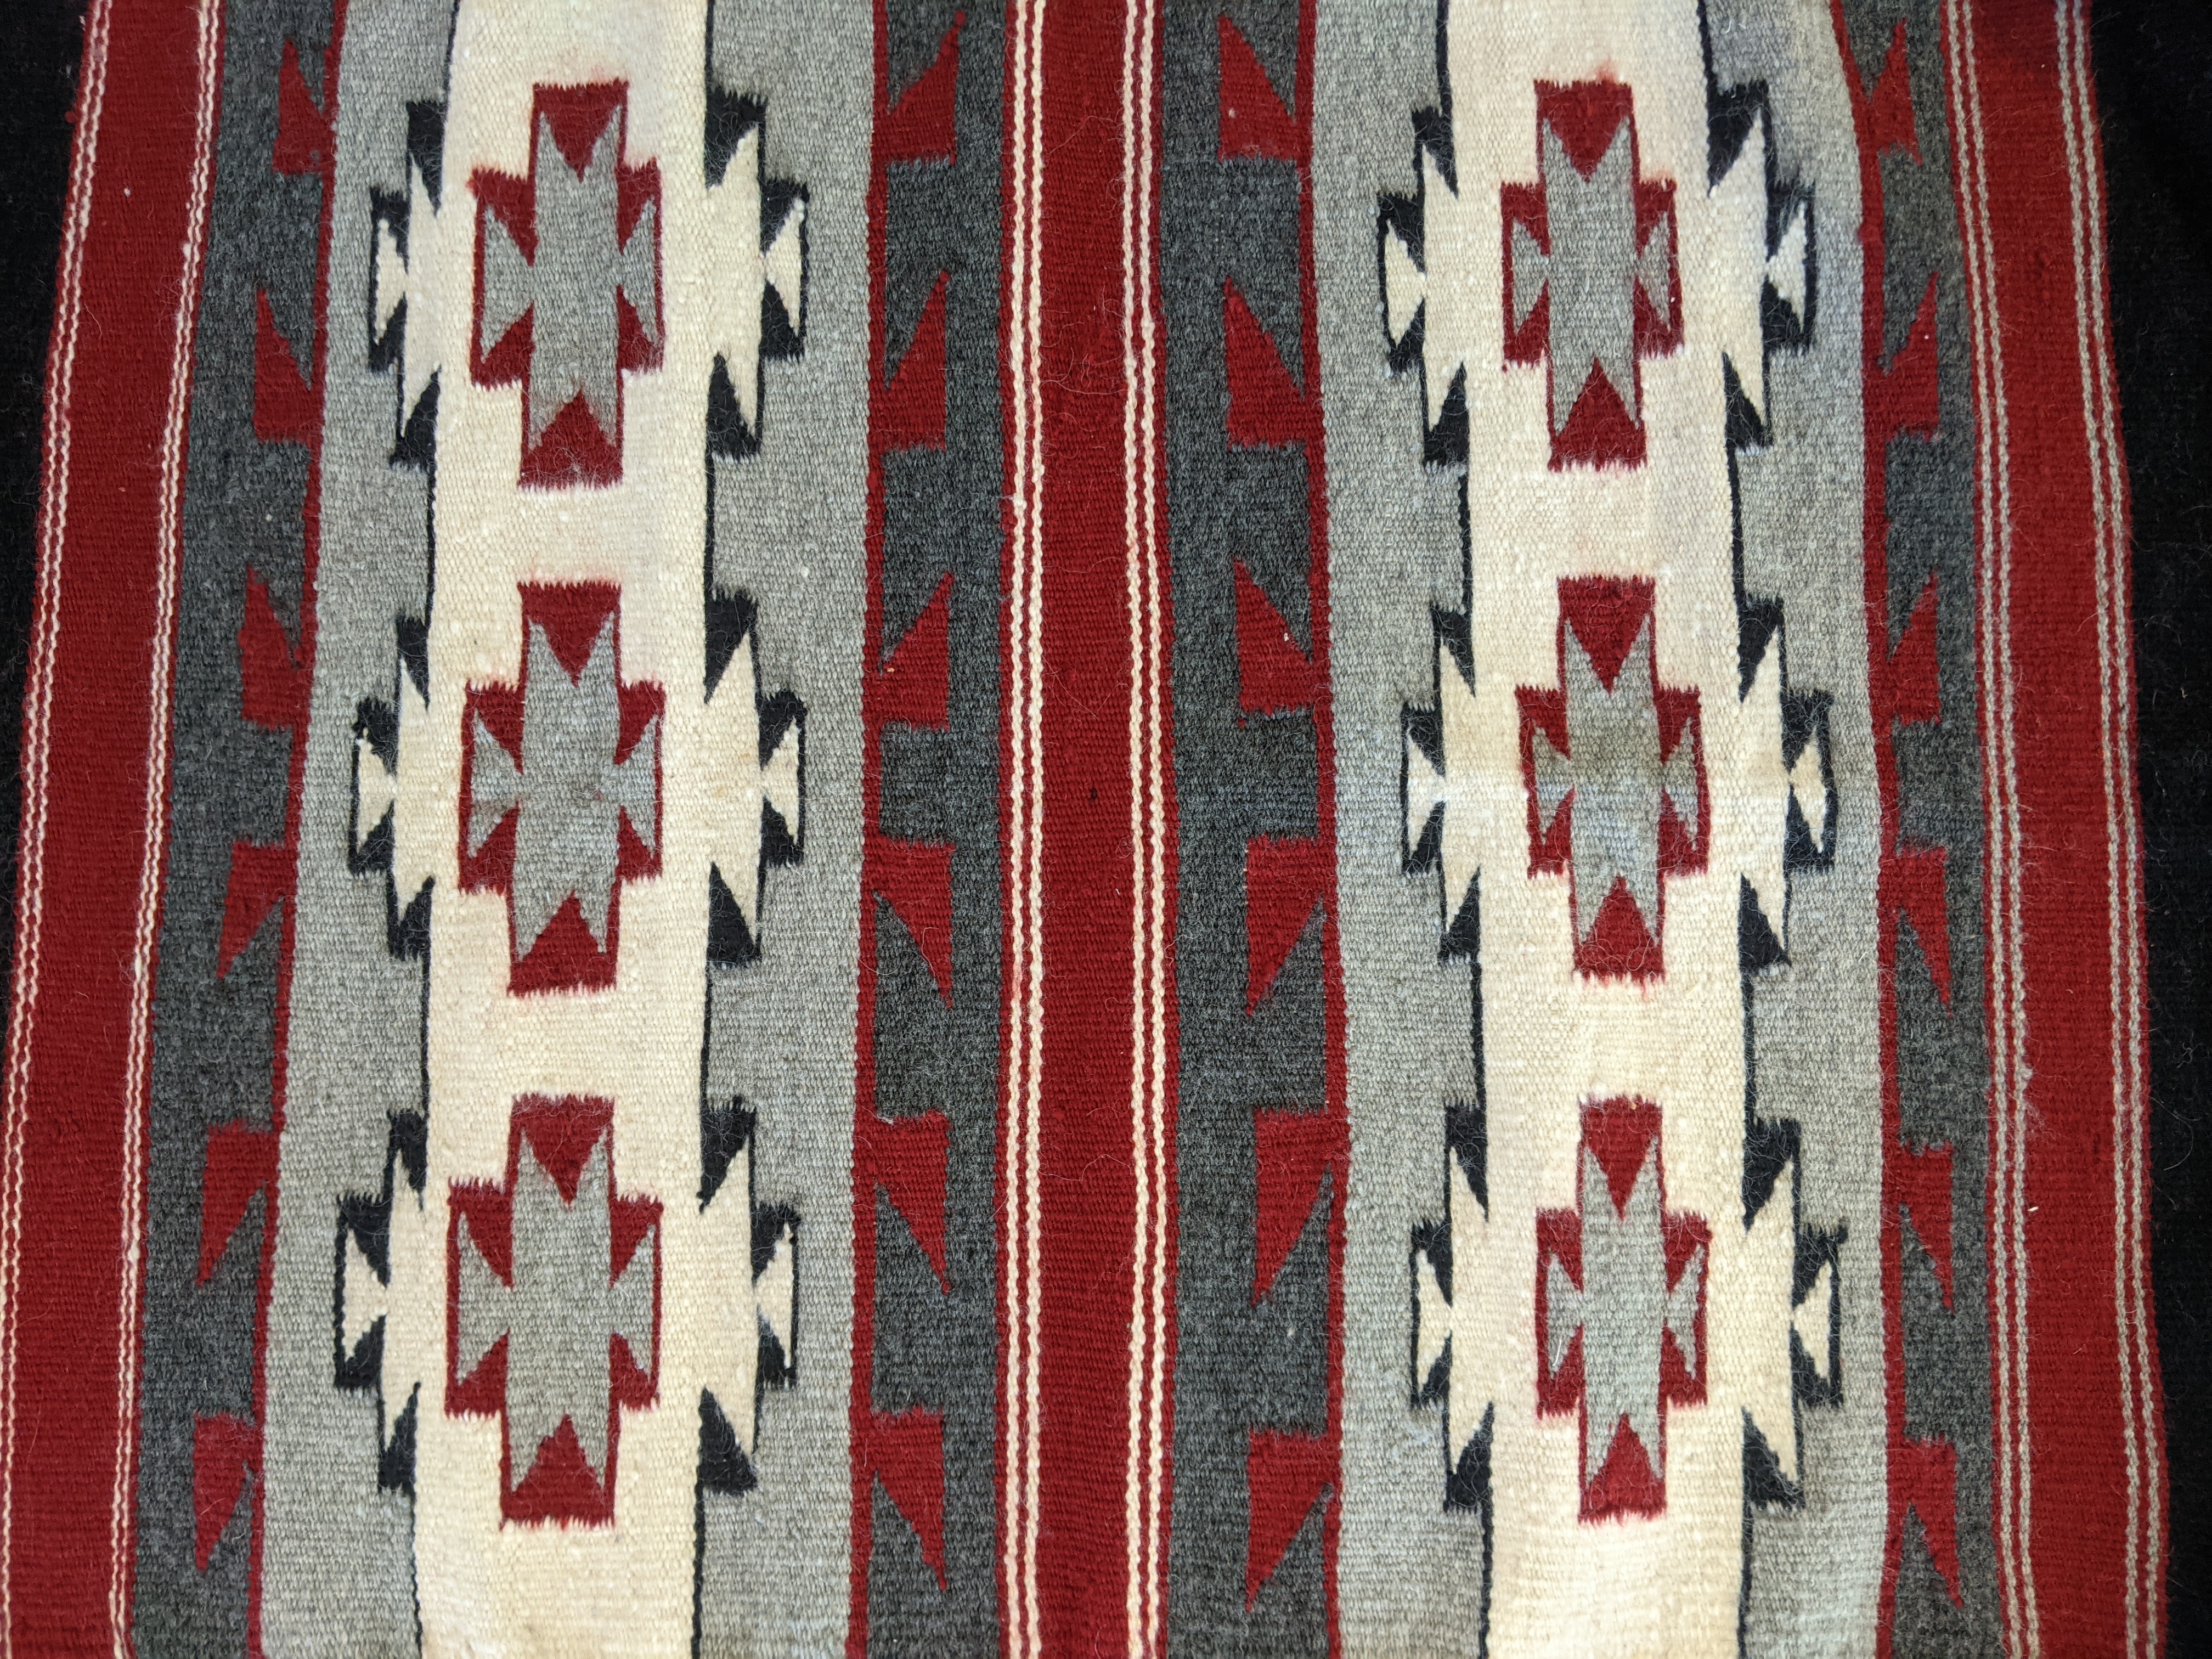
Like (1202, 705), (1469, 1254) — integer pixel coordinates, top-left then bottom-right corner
(0, 0), (2168, 1654)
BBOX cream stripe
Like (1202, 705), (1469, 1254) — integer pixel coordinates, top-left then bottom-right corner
(1945, 2), (2038, 1647)
(1118, 0), (1169, 1650)
(103, 3), (224, 1645)
(1002, 4), (1048, 1652)
(0, 1), (115, 1644)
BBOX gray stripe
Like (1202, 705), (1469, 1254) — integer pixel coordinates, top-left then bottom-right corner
(259, 2), (448, 1651)
(136, 2), (337, 1652)
(1164, 3), (1334, 1654)
(861, 3), (1005, 1652)
(1312, 0), (1495, 1651)
(695, 0), (871, 1651)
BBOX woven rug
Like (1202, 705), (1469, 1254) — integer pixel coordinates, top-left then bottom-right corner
(0, 0), (2168, 1652)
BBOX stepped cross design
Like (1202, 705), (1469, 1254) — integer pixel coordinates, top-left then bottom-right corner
(448, 1097), (661, 1525)
(1519, 577), (1706, 980)
(1537, 1099), (1709, 1521)
(1502, 81), (1681, 467)
(461, 584), (663, 994)
(474, 82), (664, 487)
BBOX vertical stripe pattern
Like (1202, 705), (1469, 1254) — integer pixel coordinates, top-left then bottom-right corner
(2053, 2), (2161, 1650)
(1000, 2), (1046, 1651)
(1941, 2), (2035, 1649)
(1120, 0), (1175, 1645)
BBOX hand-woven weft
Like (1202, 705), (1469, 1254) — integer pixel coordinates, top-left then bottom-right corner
(0, 0), (2166, 1654)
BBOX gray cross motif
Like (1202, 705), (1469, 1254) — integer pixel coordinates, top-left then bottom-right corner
(453, 1118), (657, 1499)
(1528, 614), (1703, 964)
(476, 91), (661, 482)
(1502, 89), (1679, 466)
(1538, 1106), (1708, 1519)
(469, 615), (660, 964)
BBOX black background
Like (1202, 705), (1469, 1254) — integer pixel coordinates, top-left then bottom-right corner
(0, 0), (2202, 1646)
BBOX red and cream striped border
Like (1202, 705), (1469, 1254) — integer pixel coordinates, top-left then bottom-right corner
(1118, 0), (1175, 1651)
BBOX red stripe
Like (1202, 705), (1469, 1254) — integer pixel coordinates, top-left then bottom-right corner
(3, 0), (207, 1644)
(1968, 0), (2149, 1647)
(1030, 1), (1148, 1647)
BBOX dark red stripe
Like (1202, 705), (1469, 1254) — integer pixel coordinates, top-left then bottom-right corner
(1970, 0), (2156, 1647)
(4, 0), (208, 1645)
(1032, 1), (1144, 1648)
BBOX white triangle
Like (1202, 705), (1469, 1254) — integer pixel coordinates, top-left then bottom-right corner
(341, 1226), (387, 1361)
(1793, 1259), (1834, 1384)
(1767, 201), (1809, 328)
(1383, 222), (1425, 349)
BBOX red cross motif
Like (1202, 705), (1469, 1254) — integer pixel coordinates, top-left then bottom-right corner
(472, 83), (664, 488)
(447, 1097), (661, 1525)
(1517, 577), (1707, 980)
(1502, 81), (1681, 469)
(1536, 1099), (1709, 1521)
(460, 584), (664, 994)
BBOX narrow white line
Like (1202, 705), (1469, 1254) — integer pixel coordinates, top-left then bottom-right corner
(104, 2), (223, 1643)
(1120, 0), (1152, 1649)
(0, 0), (115, 1643)
(1002, 5), (1049, 1653)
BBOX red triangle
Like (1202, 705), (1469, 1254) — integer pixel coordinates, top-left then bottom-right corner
(1581, 1413), (1663, 1519)
(1245, 1430), (1330, 1607)
(1897, 1436), (1962, 1604)
(874, 838), (955, 1001)
(1234, 561), (1312, 716)
(198, 1122), (276, 1284)
(506, 1414), (613, 1524)
(1578, 879), (1662, 980)
(1872, 277), (1940, 443)
(1554, 576), (1654, 691)
(515, 1096), (613, 1203)
(273, 38), (330, 176)
(1884, 574), (1942, 730)
(871, 1409), (947, 1588)
(1579, 1099), (1660, 1217)
(1244, 835), (1324, 1012)
(218, 840), (292, 978)
(253, 293), (317, 446)
(1891, 842), (1951, 1006)
(1217, 16), (1297, 161)
(1865, 22), (1922, 163)
(881, 21), (960, 166)
(1534, 80), (1634, 179)
(193, 1414), (259, 1571)
(876, 575), (951, 729)
(861, 1109), (950, 1290)
(1223, 283), (1308, 448)
(879, 276), (949, 452)
(1551, 364), (1644, 469)
(1895, 1139), (1955, 1308)
(534, 84), (621, 178)
(238, 569), (303, 732)
(1252, 1108), (1332, 1304)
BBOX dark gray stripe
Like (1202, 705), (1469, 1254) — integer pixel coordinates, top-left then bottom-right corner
(1164, 3), (1334, 1654)
(1838, 1), (2001, 1652)
(861, 3), (1005, 1652)
(137, 1), (338, 1652)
